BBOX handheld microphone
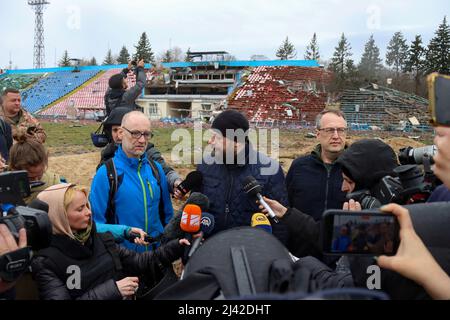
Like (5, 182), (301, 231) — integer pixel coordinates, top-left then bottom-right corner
(242, 176), (279, 223)
(179, 204), (202, 234)
(188, 212), (215, 258)
(124, 230), (161, 244)
(177, 171), (203, 197)
(251, 213), (272, 234)
(162, 193), (210, 243)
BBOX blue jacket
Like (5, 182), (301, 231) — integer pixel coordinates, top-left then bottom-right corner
(90, 146), (173, 252)
(197, 144), (289, 244)
(286, 145), (347, 221)
(427, 184), (450, 202)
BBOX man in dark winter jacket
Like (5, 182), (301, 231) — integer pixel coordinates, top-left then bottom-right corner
(286, 110), (347, 222)
(104, 59), (147, 116)
(0, 117), (12, 170)
(197, 110), (290, 245)
(98, 107), (182, 193)
(427, 185), (450, 202)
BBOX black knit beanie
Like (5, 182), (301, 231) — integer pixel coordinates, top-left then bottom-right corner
(109, 74), (124, 90)
(211, 110), (249, 139)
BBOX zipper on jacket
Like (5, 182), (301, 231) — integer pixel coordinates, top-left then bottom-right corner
(224, 172), (234, 227)
(324, 166), (332, 210)
(137, 161), (149, 248)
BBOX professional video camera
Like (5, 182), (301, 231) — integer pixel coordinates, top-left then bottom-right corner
(0, 171), (53, 283)
(347, 164), (435, 209)
(398, 145), (437, 165)
(0, 171), (52, 251)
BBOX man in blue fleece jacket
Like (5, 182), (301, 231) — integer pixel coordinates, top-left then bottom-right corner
(90, 111), (173, 252)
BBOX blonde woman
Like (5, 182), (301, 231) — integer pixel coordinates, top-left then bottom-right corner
(31, 184), (188, 300)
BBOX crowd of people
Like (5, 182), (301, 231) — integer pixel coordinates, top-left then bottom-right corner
(0, 64), (450, 301)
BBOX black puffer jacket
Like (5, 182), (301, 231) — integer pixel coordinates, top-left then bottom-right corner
(31, 227), (184, 300)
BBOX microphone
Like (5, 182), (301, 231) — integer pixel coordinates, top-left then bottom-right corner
(251, 213), (272, 234)
(242, 176), (279, 223)
(176, 171), (203, 197)
(162, 193), (209, 243)
(188, 212), (215, 258)
(28, 199), (49, 213)
(179, 204), (202, 234)
(124, 229), (161, 244)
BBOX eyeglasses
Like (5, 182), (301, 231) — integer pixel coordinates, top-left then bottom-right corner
(122, 127), (153, 140)
(318, 127), (348, 135)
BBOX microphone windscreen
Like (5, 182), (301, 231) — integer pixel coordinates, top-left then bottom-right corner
(200, 212), (215, 236)
(162, 193), (209, 243)
(180, 204), (202, 233)
(178, 171), (203, 194)
(184, 192), (210, 212)
(184, 171), (203, 189)
(242, 176), (262, 197)
(251, 213), (272, 234)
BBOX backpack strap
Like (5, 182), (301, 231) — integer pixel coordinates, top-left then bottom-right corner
(98, 232), (123, 273)
(148, 160), (167, 227)
(105, 159), (118, 225)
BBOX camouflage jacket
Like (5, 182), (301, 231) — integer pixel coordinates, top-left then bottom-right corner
(0, 107), (47, 143)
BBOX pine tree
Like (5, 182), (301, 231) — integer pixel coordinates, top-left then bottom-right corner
(117, 46), (131, 64)
(304, 33), (320, 60)
(426, 16), (450, 75)
(103, 49), (116, 65)
(386, 31), (409, 77)
(59, 50), (71, 67)
(329, 33), (354, 81)
(358, 34), (383, 82)
(133, 32), (155, 63)
(161, 50), (173, 63)
(404, 35), (426, 94)
(276, 37), (297, 60)
(90, 57), (98, 66)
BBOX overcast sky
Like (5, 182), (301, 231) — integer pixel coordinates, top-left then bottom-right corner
(0, 0), (448, 69)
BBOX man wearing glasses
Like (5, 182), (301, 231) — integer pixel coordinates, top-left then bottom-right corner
(90, 111), (174, 252)
(286, 110), (348, 222)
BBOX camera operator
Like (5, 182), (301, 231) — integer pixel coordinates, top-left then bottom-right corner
(104, 60), (146, 116)
(259, 139), (399, 260)
(427, 126), (450, 202)
(373, 125), (450, 300)
(0, 225), (27, 296)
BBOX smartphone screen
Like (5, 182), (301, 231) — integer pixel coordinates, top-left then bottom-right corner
(322, 210), (399, 256)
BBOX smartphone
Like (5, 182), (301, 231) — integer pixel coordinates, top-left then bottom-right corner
(321, 209), (400, 256)
(428, 73), (450, 126)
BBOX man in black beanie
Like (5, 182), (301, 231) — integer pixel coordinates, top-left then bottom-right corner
(197, 109), (290, 245)
(104, 59), (147, 116)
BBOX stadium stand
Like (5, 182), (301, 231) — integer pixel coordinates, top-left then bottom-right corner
(21, 70), (100, 113)
(40, 69), (154, 118)
(228, 66), (332, 127)
(0, 74), (44, 92)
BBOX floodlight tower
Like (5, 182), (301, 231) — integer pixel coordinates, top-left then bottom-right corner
(28, 0), (50, 69)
